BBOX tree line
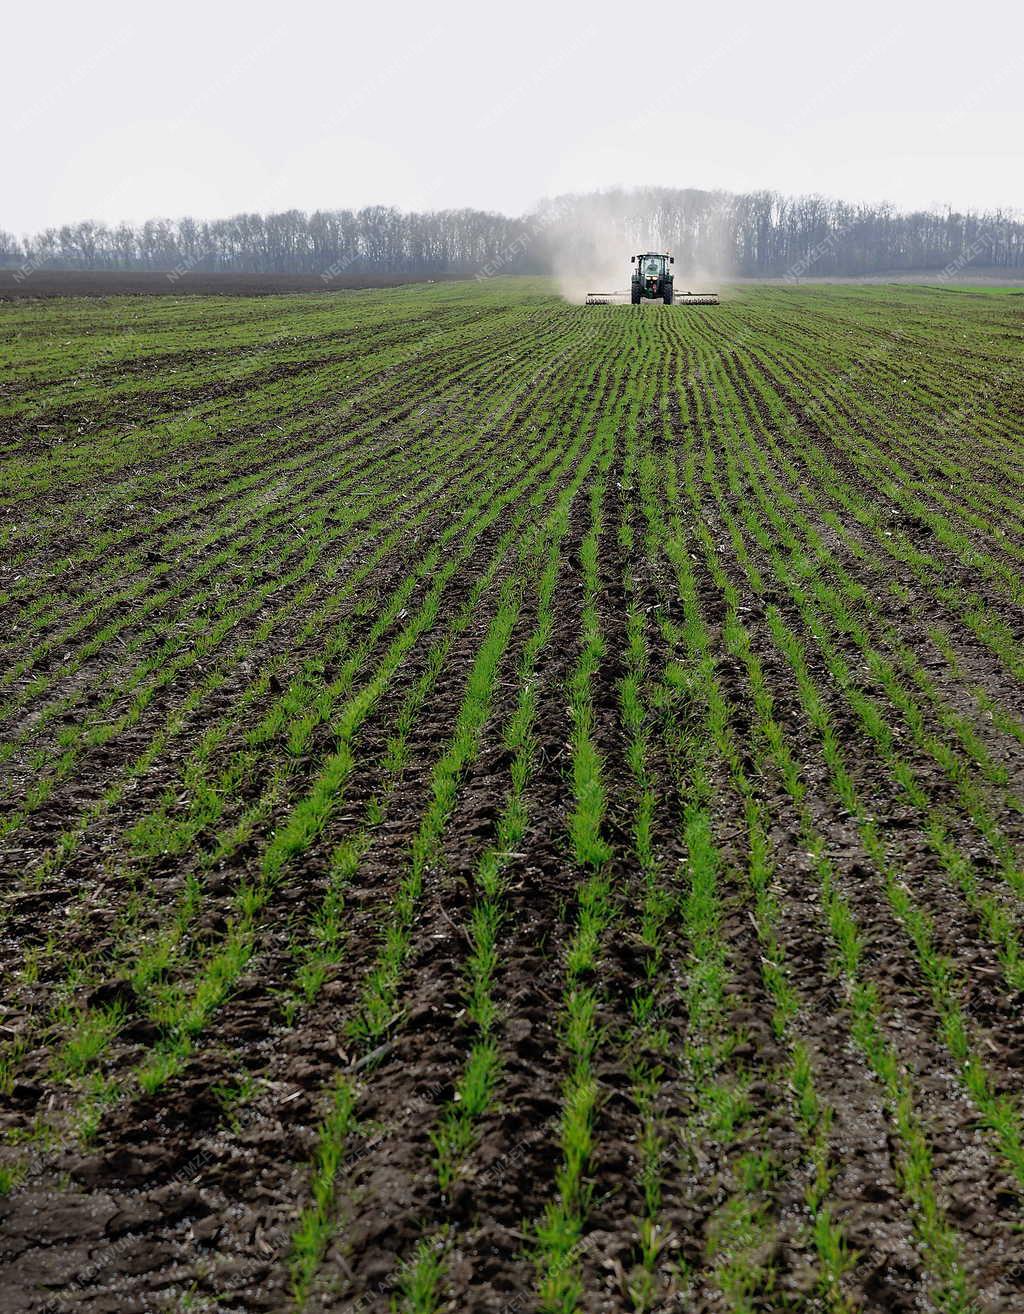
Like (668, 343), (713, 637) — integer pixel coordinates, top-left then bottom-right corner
(2, 188), (1021, 278)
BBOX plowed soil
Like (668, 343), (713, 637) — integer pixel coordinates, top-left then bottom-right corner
(1, 277), (1023, 1314)
(0, 271), (460, 300)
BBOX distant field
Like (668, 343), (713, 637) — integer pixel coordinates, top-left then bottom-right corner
(1, 279), (1023, 1313)
(0, 269), (458, 299)
(4, 269), (1023, 301)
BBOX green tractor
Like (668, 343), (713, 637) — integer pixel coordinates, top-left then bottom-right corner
(632, 252), (675, 304)
(585, 257), (718, 305)
(583, 257), (720, 306)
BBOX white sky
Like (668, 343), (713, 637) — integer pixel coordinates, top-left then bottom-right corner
(3, 0), (1021, 234)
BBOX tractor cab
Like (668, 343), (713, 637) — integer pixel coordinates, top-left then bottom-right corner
(630, 252), (675, 304)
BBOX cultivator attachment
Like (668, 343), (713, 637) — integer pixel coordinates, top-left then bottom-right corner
(584, 289), (719, 305)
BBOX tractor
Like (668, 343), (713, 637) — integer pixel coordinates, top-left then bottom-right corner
(632, 252), (675, 304)
(584, 257), (718, 305)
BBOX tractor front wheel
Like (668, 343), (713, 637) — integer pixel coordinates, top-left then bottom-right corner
(631, 284), (641, 304)
(663, 284), (674, 305)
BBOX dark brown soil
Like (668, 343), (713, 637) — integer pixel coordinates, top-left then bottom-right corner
(0, 271), (462, 300)
(2, 284), (1023, 1314)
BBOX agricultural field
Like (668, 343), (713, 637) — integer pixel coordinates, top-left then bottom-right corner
(0, 272), (458, 301)
(1, 277), (1024, 1314)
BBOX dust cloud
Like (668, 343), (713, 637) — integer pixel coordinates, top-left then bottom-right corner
(534, 187), (735, 303)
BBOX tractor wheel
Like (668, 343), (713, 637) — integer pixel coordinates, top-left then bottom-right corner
(630, 283), (641, 305)
(663, 284), (674, 305)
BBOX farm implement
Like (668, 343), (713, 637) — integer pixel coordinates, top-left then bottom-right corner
(585, 251), (719, 305)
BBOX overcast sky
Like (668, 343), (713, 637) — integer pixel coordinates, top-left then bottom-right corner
(3, 0), (1021, 235)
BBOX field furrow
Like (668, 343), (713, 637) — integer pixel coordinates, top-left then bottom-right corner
(1, 278), (1022, 1314)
